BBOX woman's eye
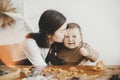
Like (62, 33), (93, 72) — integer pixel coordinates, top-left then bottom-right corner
(61, 29), (66, 33)
(65, 36), (69, 38)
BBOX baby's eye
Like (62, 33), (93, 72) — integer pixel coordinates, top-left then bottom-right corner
(73, 35), (77, 38)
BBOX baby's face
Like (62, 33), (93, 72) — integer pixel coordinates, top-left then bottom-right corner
(63, 28), (82, 49)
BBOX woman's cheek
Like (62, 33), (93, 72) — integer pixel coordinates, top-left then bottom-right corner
(58, 34), (64, 42)
(53, 33), (64, 43)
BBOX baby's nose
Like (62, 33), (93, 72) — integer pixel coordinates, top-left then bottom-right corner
(69, 37), (73, 41)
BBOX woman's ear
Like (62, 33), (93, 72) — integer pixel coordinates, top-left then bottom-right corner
(47, 35), (51, 39)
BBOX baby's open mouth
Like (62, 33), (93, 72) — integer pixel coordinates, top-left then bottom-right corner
(68, 43), (74, 44)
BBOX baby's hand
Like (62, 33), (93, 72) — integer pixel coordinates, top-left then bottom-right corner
(80, 48), (89, 56)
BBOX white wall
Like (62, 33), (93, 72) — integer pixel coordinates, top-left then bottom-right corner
(0, 0), (120, 65)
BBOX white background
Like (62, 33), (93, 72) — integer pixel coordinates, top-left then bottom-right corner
(0, 0), (120, 65)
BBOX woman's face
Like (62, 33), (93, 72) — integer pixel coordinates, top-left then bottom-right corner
(63, 28), (82, 49)
(50, 23), (67, 43)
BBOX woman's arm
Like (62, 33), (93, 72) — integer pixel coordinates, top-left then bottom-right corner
(22, 38), (48, 66)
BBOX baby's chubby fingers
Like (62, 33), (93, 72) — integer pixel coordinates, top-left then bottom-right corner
(80, 48), (89, 56)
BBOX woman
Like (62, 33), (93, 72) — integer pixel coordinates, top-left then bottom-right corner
(15, 9), (67, 66)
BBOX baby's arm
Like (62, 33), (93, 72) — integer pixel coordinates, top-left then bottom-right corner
(80, 43), (99, 62)
(78, 58), (89, 65)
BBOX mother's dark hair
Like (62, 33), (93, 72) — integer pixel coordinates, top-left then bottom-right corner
(26, 9), (66, 48)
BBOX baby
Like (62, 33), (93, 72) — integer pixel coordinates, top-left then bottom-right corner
(57, 23), (99, 65)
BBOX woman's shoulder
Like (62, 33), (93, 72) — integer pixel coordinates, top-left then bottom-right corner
(23, 38), (35, 44)
(22, 38), (49, 49)
(22, 38), (37, 47)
